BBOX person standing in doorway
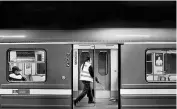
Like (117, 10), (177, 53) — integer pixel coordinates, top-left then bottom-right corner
(74, 57), (99, 106)
(156, 56), (163, 66)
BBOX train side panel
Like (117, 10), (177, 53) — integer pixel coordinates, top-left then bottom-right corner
(0, 44), (72, 109)
(121, 44), (176, 109)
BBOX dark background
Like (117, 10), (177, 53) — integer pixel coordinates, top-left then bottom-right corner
(0, 1), (176, 29)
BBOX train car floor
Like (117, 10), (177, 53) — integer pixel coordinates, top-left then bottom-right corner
(73, 98), (118, 109)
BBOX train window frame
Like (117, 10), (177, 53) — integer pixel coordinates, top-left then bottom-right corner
(145, 48), (176, 83)
(6, 48), (47, 83)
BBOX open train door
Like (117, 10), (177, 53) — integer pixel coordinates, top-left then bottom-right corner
(73, 44), (118, 108)
(73, 45), (95, 107)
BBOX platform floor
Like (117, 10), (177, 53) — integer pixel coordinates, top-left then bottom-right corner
(73, 98), (118, 109)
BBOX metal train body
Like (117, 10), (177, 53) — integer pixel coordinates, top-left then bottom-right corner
(0, 28), (176, 109)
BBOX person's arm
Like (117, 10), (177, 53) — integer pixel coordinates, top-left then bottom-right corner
(9, 74), (23, 79)
(89, 66), (94, 78)
(95, 77), (100, 83)
(80, 64), (83, 72)
(89, 66), (100, 83)
(22, 77), (27, 81)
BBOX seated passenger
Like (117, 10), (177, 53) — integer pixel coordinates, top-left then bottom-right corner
(9, 66), (26, 81)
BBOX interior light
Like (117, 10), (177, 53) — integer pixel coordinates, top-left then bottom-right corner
(116, 35), (150, 38)
(0, 35), (26, 38)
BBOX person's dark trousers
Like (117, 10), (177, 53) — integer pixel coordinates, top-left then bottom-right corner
(87, 87), (94, 102)
(87, 89), (94, 98)
(92, 89), (94, 98)
(75, 81), (93, 103)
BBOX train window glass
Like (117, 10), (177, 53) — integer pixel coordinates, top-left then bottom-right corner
(164, 53), (176, 74)
(146, 50), (176, 82)
(146, 53), (153, 74)
(37, 63), (46, 74)
(146, 53), (152, 61)
(146, 62), (152, 74)
(8, 49), (46, 82)
(98, 51), (108, 76)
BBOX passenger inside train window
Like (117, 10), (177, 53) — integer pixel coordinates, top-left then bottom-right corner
(9, 66), (27, 81)
(8, 50), (46, 82)
(146, 50), (176, 82)
(156, 57), (163, 66)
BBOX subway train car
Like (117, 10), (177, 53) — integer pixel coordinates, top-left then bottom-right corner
(0, 28), (176, 109)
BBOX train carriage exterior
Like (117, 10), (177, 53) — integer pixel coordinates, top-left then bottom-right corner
(0, 28), (176, 109)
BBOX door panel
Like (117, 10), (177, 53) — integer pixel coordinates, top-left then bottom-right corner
(78, 49), (94, 91)
(94, 49), (111, 98)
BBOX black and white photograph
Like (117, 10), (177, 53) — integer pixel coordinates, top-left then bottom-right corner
(0, 1), (176, 109)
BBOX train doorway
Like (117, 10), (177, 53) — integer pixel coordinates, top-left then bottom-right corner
(73, 44), (118, 107)
(78, 49), (94, 100)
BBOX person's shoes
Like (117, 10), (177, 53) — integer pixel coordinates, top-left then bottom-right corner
(88, 101), (95, 104)
(74, 100), (77, 106)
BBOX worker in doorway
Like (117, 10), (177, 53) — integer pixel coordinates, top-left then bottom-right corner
(9, 66), (26, 81)
(74, 57), (99, 106)
(87, 62), (99, 98)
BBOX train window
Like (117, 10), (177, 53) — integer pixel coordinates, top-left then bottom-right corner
(146, 50), (176, 82)
(98, 51), (108, 76)
(7, 49), (46, 82)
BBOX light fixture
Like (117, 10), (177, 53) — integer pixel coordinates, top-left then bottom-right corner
(116, 34), (150, 38)
(0, 35), (26, 38)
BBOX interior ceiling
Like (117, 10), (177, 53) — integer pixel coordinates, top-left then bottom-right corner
(0, 1), (176, 29)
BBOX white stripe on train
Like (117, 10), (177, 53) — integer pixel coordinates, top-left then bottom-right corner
(0, 89), (71, 95)
(0, 42), (176, 44)
(0, 89), (176, 95)
(120, 89), (176, 94)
